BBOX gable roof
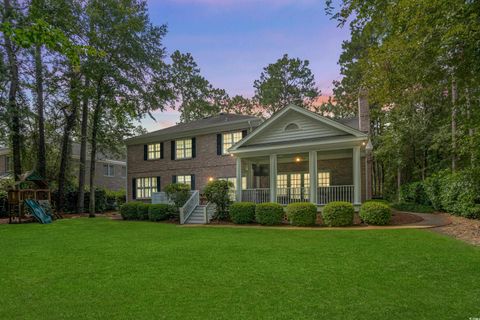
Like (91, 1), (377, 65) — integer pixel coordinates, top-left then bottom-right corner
(125, 113), (262, 145)
(229, 105), (367, 152)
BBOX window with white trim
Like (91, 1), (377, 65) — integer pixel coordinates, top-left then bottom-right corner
(318, 171), (331, 187)
(277, 174), (288, 196)
(103, 164), (115, 177)
(136, 177), (157, 199)
(175, 139), (192, 159)
(147, 143), (161, 160)
(222, 131), (243, 154)
(177, 175), (191, 187)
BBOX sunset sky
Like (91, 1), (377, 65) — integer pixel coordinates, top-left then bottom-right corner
(142, 0), (349, 131)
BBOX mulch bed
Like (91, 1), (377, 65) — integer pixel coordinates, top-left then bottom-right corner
(432, 214), (480, 246)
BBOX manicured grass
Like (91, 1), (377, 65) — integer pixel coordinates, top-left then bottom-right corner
(1, 219), (479, 319)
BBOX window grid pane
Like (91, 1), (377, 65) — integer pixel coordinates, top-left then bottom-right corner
(148, 143), (161, 160)
(136, 177), (157, 199)
(318, 172), (330, 187)
(222, 131), (243, 154)
(175, 139), (192, 159)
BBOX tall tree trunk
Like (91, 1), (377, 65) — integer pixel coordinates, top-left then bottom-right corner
(3, 0), (22, 180)
(57, 71), (80, 213)
(77, 77), (90, 213)
(397, 166), (401, 201)
(88, 98), (102, 218)
(451, 79), (457, 172)
(34, 44), (46, 178)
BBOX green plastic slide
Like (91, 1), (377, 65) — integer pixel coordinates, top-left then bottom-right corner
(24, 199), (52, 224)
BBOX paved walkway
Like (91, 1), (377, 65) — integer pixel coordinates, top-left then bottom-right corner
(182, 212), (451, 231)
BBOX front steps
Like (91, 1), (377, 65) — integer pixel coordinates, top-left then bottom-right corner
(184, 205), (207, 224)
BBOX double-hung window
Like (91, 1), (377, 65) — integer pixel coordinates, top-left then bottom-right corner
(177, 175), (192, 187)
(176, 139), (192, 159)
(136, 177), (157, 199)
(318, 171), (331, 187)
(147, 143), (161, 160)
(222, 131), (243, 154)
(103, 164), (115, 177)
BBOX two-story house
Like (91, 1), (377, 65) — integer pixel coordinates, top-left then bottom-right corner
(0, 144), (127, 191)
(125, 102), (373, 219)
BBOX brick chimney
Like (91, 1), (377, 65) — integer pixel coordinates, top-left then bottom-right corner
(358, 88), (370, 133)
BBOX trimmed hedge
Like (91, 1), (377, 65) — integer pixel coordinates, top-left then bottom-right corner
(359, 201), (392, 225)
(322, 201), (354, 227)
(148, 204), (176, 221)
(120, 202), (142, 220)
(137, 203), (150, 220)
(286, 202), (317, 226)
(255, 202), (284, 225)
(229, 202), (256, 224)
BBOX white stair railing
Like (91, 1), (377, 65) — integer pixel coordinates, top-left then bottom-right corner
(179, 190), (199, 224)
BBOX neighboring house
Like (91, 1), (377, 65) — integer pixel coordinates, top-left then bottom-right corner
(125, 102), (373, 220)
(0, 144), (127, 191)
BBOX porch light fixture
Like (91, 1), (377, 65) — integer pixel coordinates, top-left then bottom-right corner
(208, 177), (214, 182)
(365, 139), (373, 151)
(295, 157), (301, 162)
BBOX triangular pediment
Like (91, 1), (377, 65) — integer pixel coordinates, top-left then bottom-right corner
(230, 105), (366, 151)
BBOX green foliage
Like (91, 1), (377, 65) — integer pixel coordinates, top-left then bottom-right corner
(286, 202), (317, 226)
(400, 182), (429, 205)
(137, 203), (150, 220)
(255, 202), (284, 225)
(322, 201), (354, 227)
(390, 202), (434, 214)
(229, 202), (256, 224)
(203, 180), (232, 220)
(53, 187), (107, 213)
(105, 189), (126, 211)
(164, 183), (191, 208)
(120, 202), (142, 220)
(253, 54), (319, 115)
(359, 202), (392, 225)
(148, 204), (176, 221)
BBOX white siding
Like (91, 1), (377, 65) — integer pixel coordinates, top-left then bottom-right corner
(246, 110), (348, 145)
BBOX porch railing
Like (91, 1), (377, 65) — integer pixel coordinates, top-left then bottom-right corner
(317, 185), (354, 205)
(179, 190), (199, 224)
(241, 188), (270, 203)
(276, 187), (309, 205)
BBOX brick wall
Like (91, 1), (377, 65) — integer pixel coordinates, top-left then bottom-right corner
(127, 132), (238, 201)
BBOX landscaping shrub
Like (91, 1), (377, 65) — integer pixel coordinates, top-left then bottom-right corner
(204, 180), (232, 220)
(322, 201), (354, 227)
(286, 202), (317, 226)
(359, 201), (392, 225)
(137, 203), (151, 220)
(255, 202), (284, 225)
(53, 187), (108, 213)
(390, 202), (434, 213)
(148, 204), (176, 221)
(106, 189), (126, 211)
(400, 181), (429, 205)
(229, 202), (256, 224)
(120, 202), (142, 220)
(164, 183), (191, 208)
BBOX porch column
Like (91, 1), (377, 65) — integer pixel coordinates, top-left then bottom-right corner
(309, 151), (318, 204)
(353, 146), (361, 205)
(269, 154), (277, 202)
(236, 157), (242, 201)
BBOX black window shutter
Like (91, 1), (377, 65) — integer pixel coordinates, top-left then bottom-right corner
(156, 176), (161, 192)
(160, 142), (164, 159)
(132, 178), (137, 200)
(191, 137), (196, 158)
(172, 175), (177, 183)
(190, 174), (195, 190)
(242, 130), (248, 138)
(143, 145), (148, 160)
(171, 141), (175, 160)
(216, 134), (222, 155)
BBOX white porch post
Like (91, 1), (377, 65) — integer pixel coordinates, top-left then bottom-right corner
(309, 151), (318, 204)
(353, 146), (361, 205)
(236, 157), (242, 202)
(269, 154), (277, 202)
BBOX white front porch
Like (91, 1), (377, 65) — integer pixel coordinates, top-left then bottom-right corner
(234, 148), (362, 206)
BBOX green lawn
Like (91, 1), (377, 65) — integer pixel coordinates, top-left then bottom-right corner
(1, 219), (479, 319)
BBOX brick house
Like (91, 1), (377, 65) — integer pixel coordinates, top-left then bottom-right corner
(0, 144), (126, 191)
(125, 103), (373, 223)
